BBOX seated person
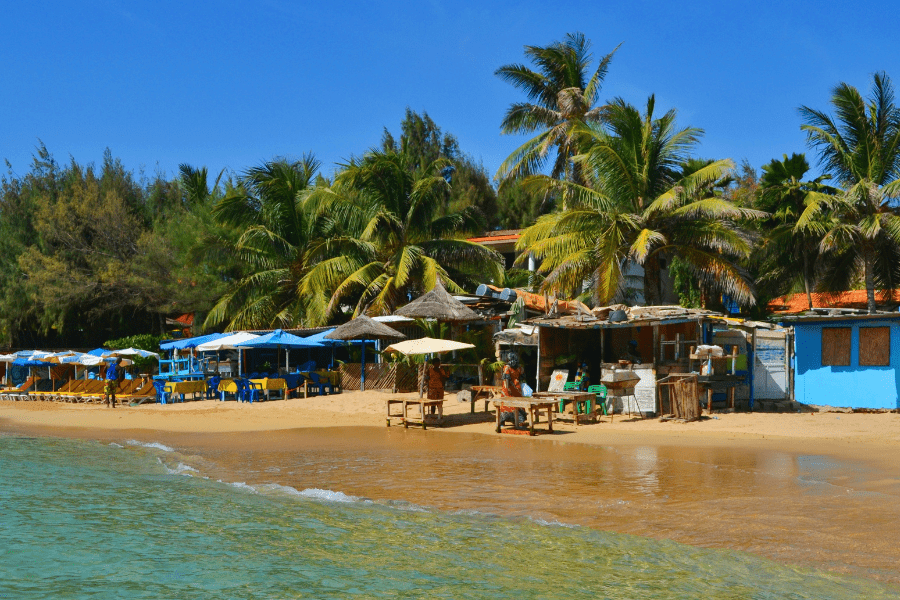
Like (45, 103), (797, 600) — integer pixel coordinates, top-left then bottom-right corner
(574, 362), (590, 391)
(499, 352), (528, 428)
(624, 340), (642, 364)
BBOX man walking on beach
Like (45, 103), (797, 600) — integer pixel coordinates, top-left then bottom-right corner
(104, 358), (122, 408)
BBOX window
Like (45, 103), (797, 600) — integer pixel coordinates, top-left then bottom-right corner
(821, 328), (851, 366)
(859, 327), (890, 366)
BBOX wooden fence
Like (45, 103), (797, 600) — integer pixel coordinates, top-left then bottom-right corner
(339, 364), (419, 392)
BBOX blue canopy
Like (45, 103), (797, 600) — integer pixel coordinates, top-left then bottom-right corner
(12, 358), (49, 368)
(87, 348), (107, 356)
(235, 329), (323, 349)
(160, 332), (230, 351)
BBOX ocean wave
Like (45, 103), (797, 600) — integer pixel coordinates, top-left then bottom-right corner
(108, 442), (123, 448)
(219, 480), (366, 505)
(157, 458), (199, 476)
(126, 440), (174, 452)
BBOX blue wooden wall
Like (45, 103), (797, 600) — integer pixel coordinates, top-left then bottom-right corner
(793, 319), (900, 409)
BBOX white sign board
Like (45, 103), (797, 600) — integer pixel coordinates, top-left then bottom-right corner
(548, 369), (569, 392)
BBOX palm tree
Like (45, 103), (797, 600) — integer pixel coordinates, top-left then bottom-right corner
(799, 72), (900, 313)
(517, 95), (762, 306)
(495, 32), (620, 190)
(754, 153), (835, 310)
(299, 150), (503, 323)
(203, 155), (323, 330)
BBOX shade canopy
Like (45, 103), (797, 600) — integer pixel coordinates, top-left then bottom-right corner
(383, 337), (475, 355)
(103, 347), (160, 359)
(160, 332), (230, 351)
(235, 329), (323, 349)
(394, 279), (480, 322)
(324, 315), (406, 341)
(195, 332), (261, 351)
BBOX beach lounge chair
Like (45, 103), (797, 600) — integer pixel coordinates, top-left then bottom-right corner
(118, 381), (157, 405)
(0, 377), (38, 401)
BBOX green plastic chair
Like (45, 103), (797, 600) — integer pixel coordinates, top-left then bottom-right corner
(588, 384), (609, 417)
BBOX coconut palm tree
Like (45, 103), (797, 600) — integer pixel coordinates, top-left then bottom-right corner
(798, 72), (900, 313)
(203, 155), (323, 330)
(753, 153), (836, 310)
(517, 95), (763, 307)
(495, 32), (620, 189)
(299, 150), (503, 323)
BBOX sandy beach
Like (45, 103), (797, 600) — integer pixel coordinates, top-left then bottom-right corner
(3, 392), (900, 584)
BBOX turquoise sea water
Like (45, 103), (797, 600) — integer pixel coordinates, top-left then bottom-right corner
(1, 433), (897, 599)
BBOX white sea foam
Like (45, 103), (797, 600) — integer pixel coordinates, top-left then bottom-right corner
(219, 479), (365, 504)
(126, 440), (174, 452)
(158, 458), (198, 476)
(108, 442), (123, 448)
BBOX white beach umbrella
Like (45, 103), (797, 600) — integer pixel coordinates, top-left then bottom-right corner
(196, 332), (261, 376)
(103, 347), (161, 359)
(383, 338), (475, 355)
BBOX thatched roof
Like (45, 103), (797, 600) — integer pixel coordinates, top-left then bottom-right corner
(395, 279), (480, 321)
(324, 315), (407, 341)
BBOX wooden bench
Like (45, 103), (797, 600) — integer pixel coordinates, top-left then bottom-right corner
(469, 385), (502, 413)
(492, 398), (556, 436)
(385, 398), (444, 429)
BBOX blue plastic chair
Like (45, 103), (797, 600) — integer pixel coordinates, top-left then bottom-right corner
(153, 381), (170, 405)
(240, 379), (262, 403)
(307, 372), (328, 396)
(206, 376), (221, 400)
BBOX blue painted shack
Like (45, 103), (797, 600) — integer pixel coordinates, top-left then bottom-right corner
(780, 310), (900, 409)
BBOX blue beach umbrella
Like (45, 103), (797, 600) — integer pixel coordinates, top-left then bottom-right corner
(235, 329), (322, 371)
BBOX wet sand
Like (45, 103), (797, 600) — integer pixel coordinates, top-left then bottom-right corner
(2, 394), (900, 584)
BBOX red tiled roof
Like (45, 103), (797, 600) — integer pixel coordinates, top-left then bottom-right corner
(467, 234), (520, 244)
(768, 290), (900, 314)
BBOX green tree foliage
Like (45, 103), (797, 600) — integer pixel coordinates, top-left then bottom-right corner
(799, 72), (900, 313)
(517, 95), (763, 307)
(0, 146), (233, 347)
(495, 32), (620, 188)
(300, 149), (503, 323)
(753, 153), (836, 310)
(204, 155), (323, 331)
(381, 109), (499, 227)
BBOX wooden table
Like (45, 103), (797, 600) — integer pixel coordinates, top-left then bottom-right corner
(469, 385), (501, 413)
(385, 398), (444, 429)
(492, 398), (556, 436)
(531, 391), (598, 425)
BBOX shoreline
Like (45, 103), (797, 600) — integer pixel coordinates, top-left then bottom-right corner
(3, 392), (900, 467)
(4, 394), (900, 585)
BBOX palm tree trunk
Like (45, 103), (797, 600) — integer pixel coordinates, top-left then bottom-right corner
(644, 256), (662, 305)
(803, 253), (813, 310)
(865, 250), (876, 314)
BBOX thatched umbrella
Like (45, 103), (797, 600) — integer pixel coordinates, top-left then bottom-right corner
(325, 315), (406, 391)
(394, 279), (480, 322)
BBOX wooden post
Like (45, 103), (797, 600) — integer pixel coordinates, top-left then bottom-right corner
(653, 324), (660, 366)
(535, 328), (541, 393)
(478, 363), (484, 386)
(675, 333), (683, 360)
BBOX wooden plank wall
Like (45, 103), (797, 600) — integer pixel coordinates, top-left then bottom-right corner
(821, 327), (851, 366)
(859, 327), (891, 366)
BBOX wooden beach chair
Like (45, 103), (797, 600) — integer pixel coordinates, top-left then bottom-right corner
(63, 380), (105, 403)
(118, 381), (157, 405)
(33, 379), (73, 402)
(0, 377), (38, 401)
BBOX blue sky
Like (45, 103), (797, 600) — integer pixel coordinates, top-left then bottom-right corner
(3, 1), (898, 184)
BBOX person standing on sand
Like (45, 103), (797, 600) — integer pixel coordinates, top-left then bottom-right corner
(104, 358), (122, 408)
(426, 357), (449, 414)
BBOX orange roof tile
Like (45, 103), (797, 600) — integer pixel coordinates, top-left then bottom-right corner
(768, 290), (900, 313)
(467, 234), (520, 243)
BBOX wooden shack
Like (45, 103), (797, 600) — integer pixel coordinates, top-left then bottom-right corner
(527, 306), (728, 416)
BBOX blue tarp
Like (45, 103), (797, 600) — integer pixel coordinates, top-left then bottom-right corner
(236, 329), (323, 349)
(87, 348), (107, 356)
(160, 332), (230, 351)
(12, 358), (48, 368)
